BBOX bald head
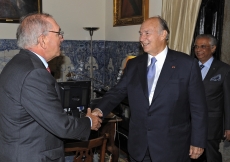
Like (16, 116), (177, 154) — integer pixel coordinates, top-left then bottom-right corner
(139, 16), (170, 56)
(143, 16), (170, 40)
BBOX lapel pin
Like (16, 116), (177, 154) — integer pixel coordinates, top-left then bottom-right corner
(172, 66), (175, 68)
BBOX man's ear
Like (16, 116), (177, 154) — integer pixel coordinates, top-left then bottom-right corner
(161, 30), (168, 40)
(38, 35), (46, 49)
(211, 45), (217, 54)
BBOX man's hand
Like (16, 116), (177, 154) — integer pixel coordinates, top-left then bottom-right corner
(92, 108), (103, 117)
(189, 145), (204, 159)
(86, 108), (102, 131)
(224, 130), (230, 141)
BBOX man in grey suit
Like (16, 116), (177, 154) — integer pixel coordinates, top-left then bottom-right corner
(93, 16), (208, 162)
(0, 13), (102, 162)
(192, 34), (230, 162)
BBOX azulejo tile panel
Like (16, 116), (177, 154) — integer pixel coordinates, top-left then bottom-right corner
(0, 39), (18, 51)
(0, 39), (143, 90)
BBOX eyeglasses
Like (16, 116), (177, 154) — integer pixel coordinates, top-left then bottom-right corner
(193, 45), (212, 50)
(49, 31), (64, 38)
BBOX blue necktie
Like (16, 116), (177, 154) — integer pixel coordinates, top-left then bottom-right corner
(147, 57), (157, 95)
(200, 64), (204, 70)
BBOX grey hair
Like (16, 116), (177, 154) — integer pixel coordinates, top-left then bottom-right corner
(152, 16), (170, 40)
(16, 13), (53, 49)
(195, 34), (218, 46)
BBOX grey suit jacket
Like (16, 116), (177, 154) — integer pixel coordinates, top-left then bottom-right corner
(97, 49), (208, 162)
(203, 58), (230, 140)
(0, 49), (91, 162)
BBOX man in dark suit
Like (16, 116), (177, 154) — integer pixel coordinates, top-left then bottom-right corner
(93, 16), (208, 162)
(0, 13), (102, 162)
(193, 34), (230, 162)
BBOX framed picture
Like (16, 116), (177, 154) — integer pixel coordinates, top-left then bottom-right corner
(0, 0), (42, 23)
(113, 0), (149, 27)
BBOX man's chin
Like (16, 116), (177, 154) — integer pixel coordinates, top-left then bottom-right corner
(56, 51), (61, 56)
(142, 46), (148, 52)
(196, 56), (203, 60)
(143, 48), (149, 53)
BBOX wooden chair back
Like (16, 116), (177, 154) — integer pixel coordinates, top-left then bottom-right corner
(64, 133), (109, 162)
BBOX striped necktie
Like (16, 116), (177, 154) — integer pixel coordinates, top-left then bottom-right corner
(200, 64), (205, 70)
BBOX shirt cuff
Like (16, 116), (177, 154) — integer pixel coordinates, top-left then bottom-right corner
(86, 116), (92, 127)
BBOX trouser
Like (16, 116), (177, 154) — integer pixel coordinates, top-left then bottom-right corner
(129, 148), (151, 162)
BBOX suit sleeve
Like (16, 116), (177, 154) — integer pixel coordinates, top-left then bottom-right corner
(20, 69), (91, 140)
(96, 61), (130, 117)
(189, 59), (208, 148)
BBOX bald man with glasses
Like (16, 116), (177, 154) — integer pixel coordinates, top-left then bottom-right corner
(193, 34), (230, 162)
(0, 13), (102, 162)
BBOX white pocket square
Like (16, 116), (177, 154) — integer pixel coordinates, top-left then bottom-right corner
(210, 74), (221, 81)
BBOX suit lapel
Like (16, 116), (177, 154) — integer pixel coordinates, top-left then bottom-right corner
(203, 59), (217, 81)
(152, 50), (177, 102)
(138, 54), (149, 100)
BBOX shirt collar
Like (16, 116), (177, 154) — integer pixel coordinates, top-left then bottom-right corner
(148, 46), (168, 65)
(30, 51), (48, 68)
(199, 56), (214, 69)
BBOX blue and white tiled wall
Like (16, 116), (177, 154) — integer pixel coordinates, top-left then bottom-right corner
(0, 39), (143, 90)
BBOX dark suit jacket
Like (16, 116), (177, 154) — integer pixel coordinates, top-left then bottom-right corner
(0, 49), (91, 162)
(203, 58), (230, 140)
(97, 49), (208, 162)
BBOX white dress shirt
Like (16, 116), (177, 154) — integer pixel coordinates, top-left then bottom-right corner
(148, 46), (168, 104)
(199, 56), (213, 80)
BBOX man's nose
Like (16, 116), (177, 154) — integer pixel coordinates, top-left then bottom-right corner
(139, 34), (146, 42)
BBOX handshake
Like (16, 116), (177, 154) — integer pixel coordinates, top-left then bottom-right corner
(85, 108), (103, 131)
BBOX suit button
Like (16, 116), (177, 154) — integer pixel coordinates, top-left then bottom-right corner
(148, 113), (151, 116)
(148, 129), (150, 131)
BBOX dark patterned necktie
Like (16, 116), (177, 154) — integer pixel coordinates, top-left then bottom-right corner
(147, 57), (157, 95)
(200, 64), (205, 70)
(46, 67), (51, 73)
